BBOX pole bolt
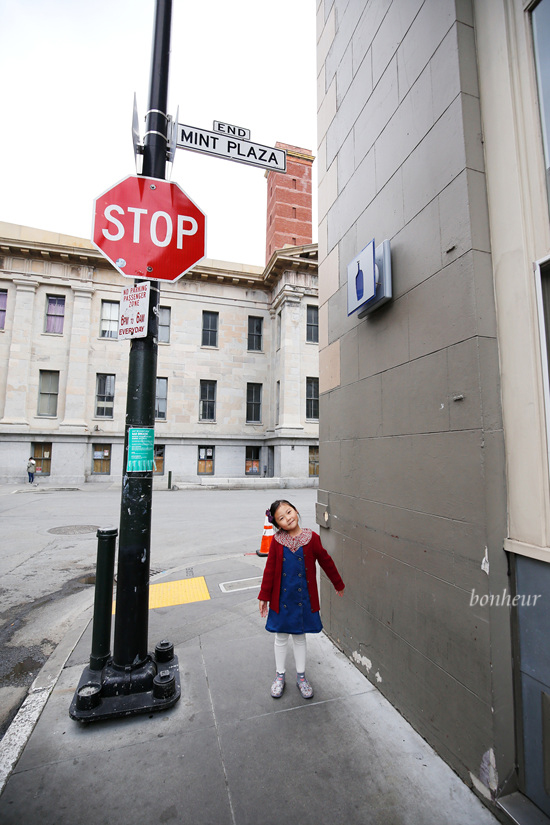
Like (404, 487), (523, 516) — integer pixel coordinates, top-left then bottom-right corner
(147, 266), (153, 272)
(150, 184), (156, 190)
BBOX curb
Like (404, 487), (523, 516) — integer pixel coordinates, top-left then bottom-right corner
(0, 604), (93, 795)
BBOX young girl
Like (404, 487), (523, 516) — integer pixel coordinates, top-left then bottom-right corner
(258, 499), (345, 699)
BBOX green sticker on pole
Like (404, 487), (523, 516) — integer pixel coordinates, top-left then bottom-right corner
(127, 428), (155, 472)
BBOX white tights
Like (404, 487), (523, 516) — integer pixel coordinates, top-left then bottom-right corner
(274, 632), (307, 674)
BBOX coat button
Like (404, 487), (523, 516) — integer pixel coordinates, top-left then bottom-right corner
(298, 573), (302, 577)
(298, 602), (302, 606)
(298, 588), (302, 592)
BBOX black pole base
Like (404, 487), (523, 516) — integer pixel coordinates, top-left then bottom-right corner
(69, 642), (180, 723)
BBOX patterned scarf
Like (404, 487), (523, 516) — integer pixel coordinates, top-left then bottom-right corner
(274, 528), (312, 553)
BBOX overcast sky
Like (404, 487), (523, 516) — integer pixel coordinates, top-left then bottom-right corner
(0, 0), (318, 266)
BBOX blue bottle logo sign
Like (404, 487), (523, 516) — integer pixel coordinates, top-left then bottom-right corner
(355, 260), (364, 300)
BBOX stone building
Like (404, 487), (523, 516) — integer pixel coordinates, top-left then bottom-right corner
(0, 145), (319, 487)
(316, 1), (550, 821)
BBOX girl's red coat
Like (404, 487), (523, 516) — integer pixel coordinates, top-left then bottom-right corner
(258, 531), (344, 613)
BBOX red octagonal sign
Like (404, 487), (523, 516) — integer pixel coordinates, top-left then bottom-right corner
(92, 175), (206, 282)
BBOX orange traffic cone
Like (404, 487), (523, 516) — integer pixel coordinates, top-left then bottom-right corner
(257, 514), (274, 556)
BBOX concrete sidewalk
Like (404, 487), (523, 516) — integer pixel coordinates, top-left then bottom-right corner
(0, 551), (499, 825)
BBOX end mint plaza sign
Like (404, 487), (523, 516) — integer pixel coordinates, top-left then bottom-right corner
(176, 120), (286, 172)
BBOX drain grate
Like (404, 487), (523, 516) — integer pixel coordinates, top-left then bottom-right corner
(219, 577), (262, 593)
(48, 525), (100, 535)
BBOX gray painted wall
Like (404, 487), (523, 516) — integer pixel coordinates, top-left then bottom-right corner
(317, 0), (514, 797)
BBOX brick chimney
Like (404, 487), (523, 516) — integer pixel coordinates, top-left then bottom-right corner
(265, 143), (314, 263)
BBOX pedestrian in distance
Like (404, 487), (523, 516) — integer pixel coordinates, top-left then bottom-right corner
(258, 499), (345, 700)
(27, 457), (36, 484)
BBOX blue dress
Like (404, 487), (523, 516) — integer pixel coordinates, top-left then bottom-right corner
(265, 545), (323, 634)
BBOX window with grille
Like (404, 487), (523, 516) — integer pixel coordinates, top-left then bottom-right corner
(248, 316), (263, 351)
(202, 311), (218, 347)
(199, 380), (216, 420)
(154, 445), (165, 475)
(45, 295), (65, 334)
(198, 446), (214, 474)
(100, 301), (119, 339)
(156, 377), (168, 420)
(306, 377), (319, 420)
(306, 305), (319, 343)
(96, 374), (115, 418)
(32, 442), (52, 475)
(246, 383), (262, 423)
(159, 306), (171, 343)
(92, 444), (111, 474)
(0, 289), (7, 330)
(309, 446), (319, 477)
(246, 446), (261, 475)
(38, 371), (59, 416)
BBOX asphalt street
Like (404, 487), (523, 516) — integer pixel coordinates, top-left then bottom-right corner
(0, 483), (316, 738)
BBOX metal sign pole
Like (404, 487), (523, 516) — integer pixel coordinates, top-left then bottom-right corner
(70, 0), (180, 722)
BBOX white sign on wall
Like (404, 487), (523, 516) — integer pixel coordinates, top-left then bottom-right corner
(347, 240), (376, 316)
(118, 281), (150, 340)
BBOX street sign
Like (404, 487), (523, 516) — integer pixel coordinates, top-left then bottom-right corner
(176, 123), (286, 172)
(213, 120), (250, 140)
(118, 281), (150, 340)
(92, 175), (206, 282)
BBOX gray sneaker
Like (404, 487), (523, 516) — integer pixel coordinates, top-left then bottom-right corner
(296, 673), (313, 699)
(271, 672), (285, 698)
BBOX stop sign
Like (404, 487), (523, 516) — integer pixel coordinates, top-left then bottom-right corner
(92, 175), (206, 281)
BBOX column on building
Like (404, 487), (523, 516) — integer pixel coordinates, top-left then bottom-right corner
(60, 284), (94, 429)
(1, 278), (40, 425)
(275, 287), (304, 432)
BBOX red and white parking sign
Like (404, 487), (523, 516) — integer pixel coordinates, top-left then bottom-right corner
(92, 175), (206, 281)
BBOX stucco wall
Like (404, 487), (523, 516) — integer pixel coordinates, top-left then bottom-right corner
(316, 0), (512, 797)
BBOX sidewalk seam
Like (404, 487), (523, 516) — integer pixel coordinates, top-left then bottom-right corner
(200, 638), (237, 825)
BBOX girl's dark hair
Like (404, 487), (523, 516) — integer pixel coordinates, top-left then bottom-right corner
(268, 499), (298, 529)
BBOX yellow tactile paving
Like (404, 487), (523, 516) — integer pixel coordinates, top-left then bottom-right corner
(112, 576), (210, 613)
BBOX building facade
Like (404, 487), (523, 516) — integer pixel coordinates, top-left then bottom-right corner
(0, 147), (319, 486)
(317, 0), (550, 821)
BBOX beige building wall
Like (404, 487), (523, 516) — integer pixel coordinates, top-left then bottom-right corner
(0, 223), (319, 486)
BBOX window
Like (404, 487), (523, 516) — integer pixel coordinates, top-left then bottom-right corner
(38, 370), (59, 416)
(200, 380), (216, 420)
(306, 305), (319, 343)
(246, 446), (261, 475)
(32, 442), (52, 476)
(246, 383), (262, 423)
(158, 306), (171, 343)
(45, 295), (65, 334)
(156, 377), (168, 420)
(96, 374), (115, 418)
(0, 289), (7, 330)
(92, 444), (111, 474)
(248, 316), (263, 351)
(154, 445), (165, 475)
(309, 446), (319, 477)
(202, 311), (218, 347)
(533, 0), (550, 214)
(306, 377), (319, 420)
(198, 446), (214, 474)
(100, 300), (119, 339)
